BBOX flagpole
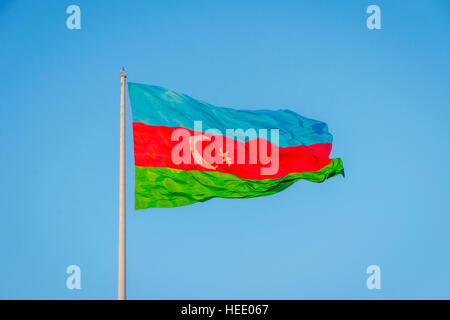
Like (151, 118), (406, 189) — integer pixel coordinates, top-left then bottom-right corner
(118, 67), (127, 300)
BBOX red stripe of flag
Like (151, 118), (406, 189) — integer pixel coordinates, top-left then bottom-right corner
(133, 122), (334, 180)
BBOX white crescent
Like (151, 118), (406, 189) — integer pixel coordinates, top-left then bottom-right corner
(189, 134), (217, 170)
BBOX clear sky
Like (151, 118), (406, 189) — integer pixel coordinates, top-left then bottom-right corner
(1, 0), (449, 299)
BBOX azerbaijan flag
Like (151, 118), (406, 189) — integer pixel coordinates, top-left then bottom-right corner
(128, 83), (343, 209)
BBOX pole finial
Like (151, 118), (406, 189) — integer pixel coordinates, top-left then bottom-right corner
(120, 67), (127, 78)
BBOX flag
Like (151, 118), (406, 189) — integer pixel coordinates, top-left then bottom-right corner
(128, 82), (344, 209)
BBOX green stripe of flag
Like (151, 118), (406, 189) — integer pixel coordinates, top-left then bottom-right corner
(135, 158), (344, 209)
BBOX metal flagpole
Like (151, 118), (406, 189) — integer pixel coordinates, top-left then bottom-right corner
(118, 67), (127, 300)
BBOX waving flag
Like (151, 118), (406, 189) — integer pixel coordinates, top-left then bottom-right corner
(128, 82), (344, 209)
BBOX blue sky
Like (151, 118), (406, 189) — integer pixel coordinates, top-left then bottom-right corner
(1, 0), (449, 299)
